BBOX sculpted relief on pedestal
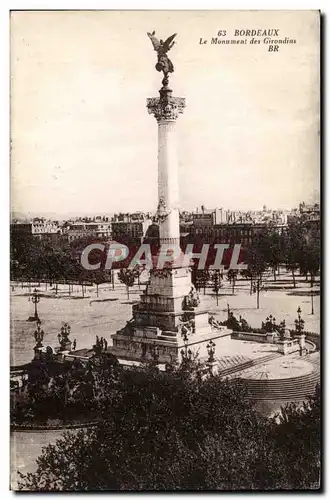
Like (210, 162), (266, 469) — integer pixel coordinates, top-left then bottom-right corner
(182, 286), (200, 311)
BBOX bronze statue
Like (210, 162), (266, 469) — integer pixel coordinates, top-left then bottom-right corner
(182, 286), (200, 310)
(209, 315), (222, 330)
(147, 31), (177, 87)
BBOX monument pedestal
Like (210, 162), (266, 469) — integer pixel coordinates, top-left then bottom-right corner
(111, 265), (229, 364)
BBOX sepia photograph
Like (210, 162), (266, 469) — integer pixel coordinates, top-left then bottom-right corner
(10, 10), (320, 491)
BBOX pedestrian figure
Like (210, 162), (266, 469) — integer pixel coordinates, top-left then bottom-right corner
(104, 339), (108, 351)
(72, 339), (76, 351)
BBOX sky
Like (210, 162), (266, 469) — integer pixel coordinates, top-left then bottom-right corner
(10, 10), (320, 216)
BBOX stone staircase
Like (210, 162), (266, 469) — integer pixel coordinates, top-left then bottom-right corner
(240, 354), (320, 401)
(218, 351), (320, 402)
(218, 351), (281, 378)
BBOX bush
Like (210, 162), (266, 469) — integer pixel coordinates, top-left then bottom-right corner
(17, 362), (320, 491)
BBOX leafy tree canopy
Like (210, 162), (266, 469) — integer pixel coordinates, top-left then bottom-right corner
(18, 360), (320, 492)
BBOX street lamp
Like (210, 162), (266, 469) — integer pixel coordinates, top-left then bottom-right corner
(58, 323), (71, 351)
(181, 346), (193, 363)
(294, 306), (305, 334)
(34, 319), (44, 347)
(272, 315), (276, 327)
(180, 323), (193, 363)
(181, 328), (189, 345)
(31, 288), (40, 321)
(278, 319), (286, 339)
(311, 289), (314, 315)
(206, 340), (216, 363)
(61, 323), (71, 339)
(152, 343), (159, 363)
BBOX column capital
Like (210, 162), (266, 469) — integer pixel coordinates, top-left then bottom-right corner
(147, 88), (185, 122)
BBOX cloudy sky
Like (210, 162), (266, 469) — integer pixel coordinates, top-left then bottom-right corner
(11, 10), (320, 216)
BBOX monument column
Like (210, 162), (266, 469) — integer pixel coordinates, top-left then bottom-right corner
(109, 32), (226, 366)
(147, 87), (185, 246)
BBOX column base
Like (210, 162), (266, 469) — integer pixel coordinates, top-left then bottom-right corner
(160, 237), (181, 245)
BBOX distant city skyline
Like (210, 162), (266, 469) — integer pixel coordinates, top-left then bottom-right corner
(11, 11), (320, 215)
(11, 199), (319, 222)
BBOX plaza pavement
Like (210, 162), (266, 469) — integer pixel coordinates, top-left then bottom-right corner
(10, 271), (319, 367)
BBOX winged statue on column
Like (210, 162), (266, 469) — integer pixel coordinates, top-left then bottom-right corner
(147, 31), (177, 86)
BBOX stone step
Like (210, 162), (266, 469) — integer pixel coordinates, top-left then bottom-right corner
(245, 392), (319, 401)
(243, 369), (320, 383)
(243, 378), (320, 394)
(245, 381), (320, 392)
(242, 369), (320, 387)
(222, 351), (320, 401)
(244, 384), (320, 395)
(219, 351), (281, 378)
(243, 369), (320, 400)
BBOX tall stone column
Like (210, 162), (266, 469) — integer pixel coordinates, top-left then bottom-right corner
(147, 87), (185, 246)
(109, 36), (226, 366)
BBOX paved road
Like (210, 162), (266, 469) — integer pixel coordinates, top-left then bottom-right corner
(11, 428), (68, 490)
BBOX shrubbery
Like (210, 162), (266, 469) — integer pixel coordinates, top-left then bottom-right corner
(17, 359), (320, 491)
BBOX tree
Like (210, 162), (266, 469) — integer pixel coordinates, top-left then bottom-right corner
(285, 251), (299, 288)
(17, 364), (321, 491)
(10, 233), (45, 284)
(133, 265), (144, 290)
(298, 239), (320, 288)
(12, 355), (123, 425)
(192, 269), (210, 295)
(262, 229), (283, 282)
(253, 279), (264, 310)
(211, 270), (222, 306)
(227, 269), (238, 295)
(284, 222), (300, 288)
(89, 270), (106, 298)
(245, 240), (267, 309)
(117, 268), (136, 299)
(272, 384), (320, 489)
(240, 268), (253, 294)
(284, 220), (320, 287)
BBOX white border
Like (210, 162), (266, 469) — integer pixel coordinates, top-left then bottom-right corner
(2, 1), (327, 498)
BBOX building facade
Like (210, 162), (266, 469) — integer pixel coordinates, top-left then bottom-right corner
(10, 218), (61, 242)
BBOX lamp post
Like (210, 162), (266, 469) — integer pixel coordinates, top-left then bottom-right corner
(295, 306), (306, 356)
(152, 343), (159, 363)
(180, 325), (193, 363)
(34, 319), (44, 347)
(206, 340), (216, 363)
(311, 289), (314, 315)
(278, 319), (286, 340)
(181, 346), (193, 363)
(31, 288), (40, 321)
(271, 315), (276, 332)
(61, 323), (71, 339)
(206, 339), (216, 376)
(294, 306), (305, 334)
(58, 323), (72, 351)
(181, 326), (189, 358)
